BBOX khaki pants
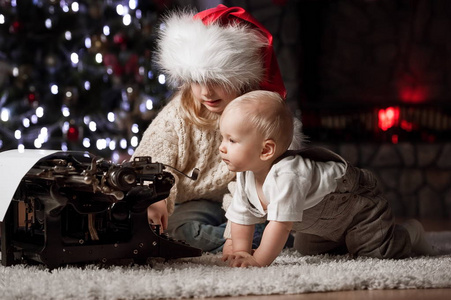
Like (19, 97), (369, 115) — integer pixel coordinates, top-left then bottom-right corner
(290, 148), (411, 259)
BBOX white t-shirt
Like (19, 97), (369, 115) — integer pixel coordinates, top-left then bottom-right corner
(225, 154), (346, 225)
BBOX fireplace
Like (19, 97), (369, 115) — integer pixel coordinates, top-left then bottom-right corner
(292, 0), (451, 144)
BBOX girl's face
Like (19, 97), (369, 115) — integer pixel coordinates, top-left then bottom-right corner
(191, 83), (240, 114)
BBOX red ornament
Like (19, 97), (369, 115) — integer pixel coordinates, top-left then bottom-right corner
(67, 125), (80, 141)
(27, 92), (38, 106)
(103, 53), (139, 77)
(113, 33), (126, 45)
(9, 20), (23, 33)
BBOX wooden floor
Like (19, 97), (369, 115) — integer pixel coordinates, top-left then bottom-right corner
(210, 289), (451, 300)
(207, 218), (451, 300)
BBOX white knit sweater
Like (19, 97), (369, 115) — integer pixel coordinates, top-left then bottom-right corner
(132, 93), (235, 214)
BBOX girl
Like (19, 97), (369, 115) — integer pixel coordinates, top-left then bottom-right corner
(132, 5), (301, 253)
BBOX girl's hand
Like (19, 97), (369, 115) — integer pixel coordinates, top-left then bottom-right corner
(147, 200), (168, 230)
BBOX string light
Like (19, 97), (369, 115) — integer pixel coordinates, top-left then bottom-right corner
(22, 118), (30, 128)
(95, 53), (102, 63)
(116, 4), (128, 16)
(158, 74), (166, 84)
(120, 139), (127, 149)
(45, 19), (52, 29)
(62, 105), (70, 117)
(146, 98), (153, 110)
(130, 136), (138, 147)
(131, 123), (139, 133)
(50, 84), (59, 95)
(96, 139), (107, 150)
(70, 53), (79, 65)
(107, 112), (115, 122)
(62, 4), (69, 13)
(109, 140), (116, 151)
(123, 14), (132, 26)
(71, 2), (79, 12)
(85, 37), (91, 48)
(83, 138), (90, 148)
(36, 106), (44, 118)
(1, 108), (10, 122)
(89, 121), (97, 132)
(34, 139), (42, 148)
(62, 121), (70, 134)
(14, 130), (21, 140)
(103, 26), (110, 36)
(129, 0), (137, 10)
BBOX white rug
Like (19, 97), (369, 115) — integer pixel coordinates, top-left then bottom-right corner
(1, 232), (451, 300)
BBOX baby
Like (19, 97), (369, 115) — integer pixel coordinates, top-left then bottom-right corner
(219, 90), (438, 267)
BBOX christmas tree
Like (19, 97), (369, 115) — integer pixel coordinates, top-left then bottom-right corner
(0, 0), (173, 162)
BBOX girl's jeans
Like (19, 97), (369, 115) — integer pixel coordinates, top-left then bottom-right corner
(165, 199), (268, 253)
(165, 199), (227, 253)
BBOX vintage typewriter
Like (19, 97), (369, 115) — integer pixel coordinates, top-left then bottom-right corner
(0, 150), (202, 269)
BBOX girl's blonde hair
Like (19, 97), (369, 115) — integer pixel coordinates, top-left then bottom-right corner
(223, 90), (294, 154)
(178, 82), (256, 128)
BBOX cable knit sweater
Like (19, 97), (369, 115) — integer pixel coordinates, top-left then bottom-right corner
(132, 93), (235, 215)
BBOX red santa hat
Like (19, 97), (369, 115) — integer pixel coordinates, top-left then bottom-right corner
(155, 5), (287, 99)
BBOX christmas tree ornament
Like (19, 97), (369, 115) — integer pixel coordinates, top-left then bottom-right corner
(9, 20), (22, 34)
(66, 123), (80, 142)
(27, 91), (38, 107)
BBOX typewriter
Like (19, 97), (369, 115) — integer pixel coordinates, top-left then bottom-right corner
(0, 150), (202, 269)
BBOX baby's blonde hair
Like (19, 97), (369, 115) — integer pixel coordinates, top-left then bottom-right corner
(223, 90), (294, 155)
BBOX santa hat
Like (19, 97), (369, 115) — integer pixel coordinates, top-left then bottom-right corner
(155, 5), (287, 99)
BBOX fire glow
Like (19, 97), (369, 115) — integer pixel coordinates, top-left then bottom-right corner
(378, 107), (400, 131)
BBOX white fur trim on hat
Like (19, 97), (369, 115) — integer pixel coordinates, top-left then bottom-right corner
(155, 10), (267, 91)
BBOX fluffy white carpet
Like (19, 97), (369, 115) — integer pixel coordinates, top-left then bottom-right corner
(1, 232), (451, 300)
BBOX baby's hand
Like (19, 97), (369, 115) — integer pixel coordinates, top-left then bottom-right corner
(224, 251), (262, 268)
(221, 239), (234, 261)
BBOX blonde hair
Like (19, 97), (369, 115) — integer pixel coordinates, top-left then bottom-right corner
(178, 82), (256, 128)
(223, 90), (294, 154)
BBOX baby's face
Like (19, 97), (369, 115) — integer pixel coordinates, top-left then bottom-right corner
(219, 110), (264, 173)
(191, 82), (239, 114)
